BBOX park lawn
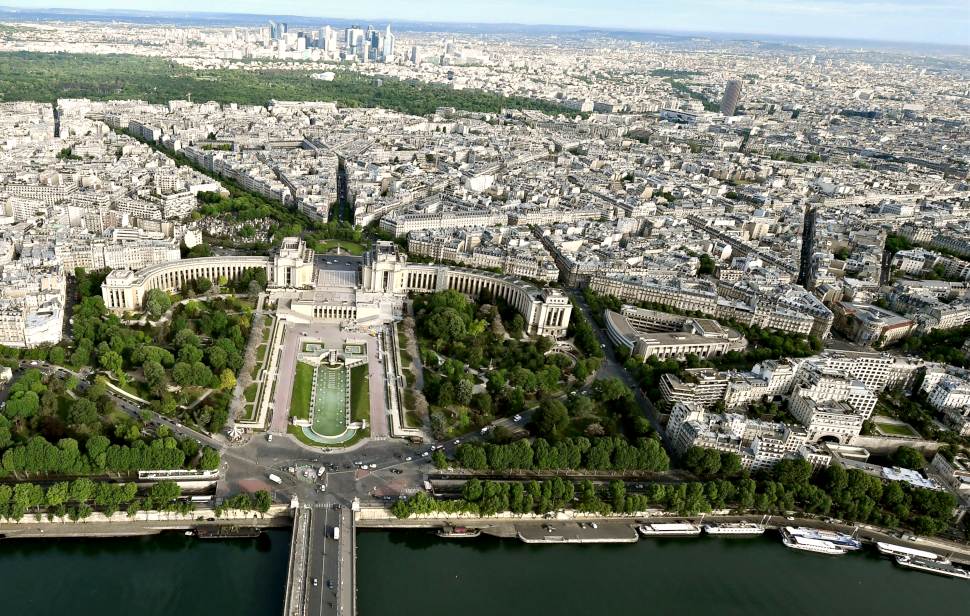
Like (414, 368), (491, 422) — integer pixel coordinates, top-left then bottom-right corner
(287, 424), (320, 447)
(403, 389), (416, 411)
(256, 344), (267, 363)
(875, 421), (918, 437)
(315, 239), (366, 256)
(243, 382), (258, 403)
(116, 377), (152, 401)
(240, 403), (255, 422)
(290, 361), (314, 420)
(350, 364), (370, 423)
(406, 410), (422, 428)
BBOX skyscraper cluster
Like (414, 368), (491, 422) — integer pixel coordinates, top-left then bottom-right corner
(265, 21), (395, 63)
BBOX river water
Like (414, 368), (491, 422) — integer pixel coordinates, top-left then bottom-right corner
(0, 530), (289, 615)
(357, 530), (970, 616)
(3, 528), (969, 615)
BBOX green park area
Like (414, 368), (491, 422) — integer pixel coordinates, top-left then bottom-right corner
(286, 360), (369, 446)
(0, 52), (570, 117)
(350, 364), (370, 423)
(874, 420), (919, 437)
(315, 239), (366, 256)
(290, 362), (314, 421)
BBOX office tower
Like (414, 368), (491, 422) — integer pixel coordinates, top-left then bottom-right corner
(720, 79), (743, 116)
(268, 20), (278, 40)
(346, 26), (364, 53)
(384, 25), (395, 61)
(410, 45), (419, 64)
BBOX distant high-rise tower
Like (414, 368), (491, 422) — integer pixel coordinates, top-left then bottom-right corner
(384, 25), (395, 61)
(720, 79), (743, 116)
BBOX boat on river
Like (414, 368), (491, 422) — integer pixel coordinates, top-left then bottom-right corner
(638, 522), (702, 537)
(784, 526), (862, 551)
(702, 522), (765, 537)
(437, 526), (481, 539)
(876, 541), (949, 563)
(895, 555), (970, 580)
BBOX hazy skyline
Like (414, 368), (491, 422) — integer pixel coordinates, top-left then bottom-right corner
(5, 1), (969, 46)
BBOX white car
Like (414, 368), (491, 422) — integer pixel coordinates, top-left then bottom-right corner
(421, 451), (430, 457)
(453, 439), (460, 445)
(513, 414), (522, 422)
(404, 456), (412, 461)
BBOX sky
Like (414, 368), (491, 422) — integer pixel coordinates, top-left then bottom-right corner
(6, 1), (970, 46)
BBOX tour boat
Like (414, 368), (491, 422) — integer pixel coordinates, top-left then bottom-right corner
(638, 522), (702, 537)
(784, 526), (862, 551)
(781, 534), (847, 556)
(876, 541), (949, 563)
(702, 522), (765, 537)
(895, 555), (970, 580)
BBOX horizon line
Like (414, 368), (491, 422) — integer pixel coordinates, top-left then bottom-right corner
(1, 4), (969, 50)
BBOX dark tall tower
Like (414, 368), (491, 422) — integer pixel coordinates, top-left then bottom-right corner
(720, 79), (743, 116)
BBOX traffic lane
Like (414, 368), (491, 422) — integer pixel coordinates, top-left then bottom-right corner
(112, 397), (222, 450)
(313, 503), (344, 616)
(73, 375), (223, 449)
(306, 505), (332, 616)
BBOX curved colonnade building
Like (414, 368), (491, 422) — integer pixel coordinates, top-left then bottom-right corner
(102, 239), (572, 339)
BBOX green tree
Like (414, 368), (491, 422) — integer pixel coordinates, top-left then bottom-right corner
(67, 397), (99, 426)
(219, 369), (236, 391)
(69, 478), (96, 503)
(143, 289), (172, 319)
(149, 481), (181, 509)
(45, 482), (70, 507)
(98, 350), (123, 374)
(200, 447), (220, 470)
(48, 346), (67, 365)
(534, 398), (569, 439)
(891, 446), (926, 470)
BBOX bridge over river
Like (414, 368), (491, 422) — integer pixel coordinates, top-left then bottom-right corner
(283, 505), (356, 616)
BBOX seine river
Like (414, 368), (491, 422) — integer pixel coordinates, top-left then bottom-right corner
(0, 529), (290, 615)
(357, 530), (970, 616)
(3, 528), (970, 615)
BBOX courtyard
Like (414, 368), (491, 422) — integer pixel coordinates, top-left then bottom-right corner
(273, 321), (385, 446)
